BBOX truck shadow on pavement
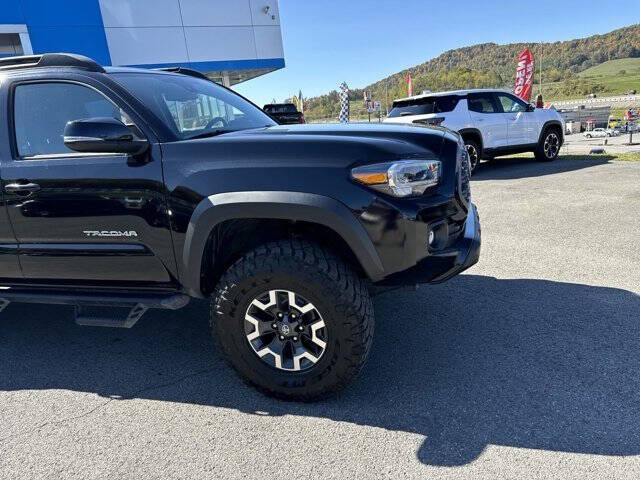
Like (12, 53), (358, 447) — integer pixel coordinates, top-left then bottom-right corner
(1, 274), (639, 466)
(472, 155), (613, 181)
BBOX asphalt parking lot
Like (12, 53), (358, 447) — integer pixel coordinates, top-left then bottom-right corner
(563, 129), (640, 154)
(1, 156), (639, 479)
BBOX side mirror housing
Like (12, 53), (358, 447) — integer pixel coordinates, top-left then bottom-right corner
(64, 117), (148, 155)
(526, 104), (536, 112)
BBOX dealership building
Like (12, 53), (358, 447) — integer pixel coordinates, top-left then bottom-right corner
(0, 0), (285, 86)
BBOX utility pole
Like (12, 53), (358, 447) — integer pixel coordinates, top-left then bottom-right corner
(384, 79), (389, 116)
(539, 42), (543, 96)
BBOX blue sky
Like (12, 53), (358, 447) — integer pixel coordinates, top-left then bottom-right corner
(235, 0), (640, 107)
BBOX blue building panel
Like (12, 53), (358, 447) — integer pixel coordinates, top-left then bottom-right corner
(0, 0), (285, 84)
(2, 3), (27, 24)
(20, 0), (105, 26)
(27, 26), (111, 66)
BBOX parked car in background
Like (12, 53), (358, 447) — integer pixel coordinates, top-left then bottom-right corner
(384, 89), (564, 172)
(263, 103), (305, 124)
(583, 128), (611, 138)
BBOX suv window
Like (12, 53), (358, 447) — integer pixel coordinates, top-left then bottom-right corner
(496, 93), (527, 113)
(388, 95), (460, 117)
(14, 82), (126, 157)
(467, 94), (498, 114)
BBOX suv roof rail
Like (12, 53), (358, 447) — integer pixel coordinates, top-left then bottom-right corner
(154, 67), (210, 81)
(0, 53), (105, 73)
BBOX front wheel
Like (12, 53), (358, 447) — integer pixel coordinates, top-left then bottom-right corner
(464, 139), (481, 174)
(535, 129), (561, 162)
(212, 240), (374, 401)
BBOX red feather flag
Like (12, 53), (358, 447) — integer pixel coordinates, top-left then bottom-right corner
(405, 72), (413, 97)
(514, 49), (535, 102)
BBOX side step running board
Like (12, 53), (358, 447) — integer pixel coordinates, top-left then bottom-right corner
(0, 288), (190, 328)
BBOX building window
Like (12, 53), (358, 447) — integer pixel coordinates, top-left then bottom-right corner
(0, 33), (24, 57)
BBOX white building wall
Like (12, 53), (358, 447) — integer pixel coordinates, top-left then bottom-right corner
(98, 0), (283, 67)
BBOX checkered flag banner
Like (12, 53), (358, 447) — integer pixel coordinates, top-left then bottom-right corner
(338, 81), (349, 123)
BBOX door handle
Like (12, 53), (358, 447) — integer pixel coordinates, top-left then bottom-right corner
(4, 182), (41, 195)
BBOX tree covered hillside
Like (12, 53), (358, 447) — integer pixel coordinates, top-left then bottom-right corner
(302, 24), (640, 121)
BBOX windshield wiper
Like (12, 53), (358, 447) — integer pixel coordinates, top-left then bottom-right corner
(187, 129), (232, 140)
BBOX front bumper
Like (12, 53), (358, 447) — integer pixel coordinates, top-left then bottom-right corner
(375, 202), (481, 286)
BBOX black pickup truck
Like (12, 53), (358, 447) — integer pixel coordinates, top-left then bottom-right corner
(0, 54), (480, 401)
(263, 103), (305, 124)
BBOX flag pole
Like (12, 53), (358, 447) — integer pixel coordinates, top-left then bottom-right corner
(539, 42), (543, 96)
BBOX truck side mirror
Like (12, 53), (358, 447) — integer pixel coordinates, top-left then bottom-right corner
(64, 117), (148, 155)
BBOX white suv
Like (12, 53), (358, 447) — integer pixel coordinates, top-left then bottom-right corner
(383, 89), (565, 172)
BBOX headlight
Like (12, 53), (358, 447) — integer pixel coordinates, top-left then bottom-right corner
(351, 159), (441, 197)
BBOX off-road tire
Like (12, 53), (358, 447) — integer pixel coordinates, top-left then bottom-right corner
(211, 239), (374, 401)
(535, 127), (561, 162)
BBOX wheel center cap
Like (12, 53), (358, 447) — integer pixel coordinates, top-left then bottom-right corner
(280, 324), (290, 335)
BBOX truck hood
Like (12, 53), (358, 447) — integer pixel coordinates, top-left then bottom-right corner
(163, 122), (458, 190)
(223, 122), (447, 140)
(186, 122), (453, 161)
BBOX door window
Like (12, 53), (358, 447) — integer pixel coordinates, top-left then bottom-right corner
(13, 82), (130, 158)
(467, 94), (498, 114)
(495, 93), (528, 113)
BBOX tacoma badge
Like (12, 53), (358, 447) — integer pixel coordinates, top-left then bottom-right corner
(83, 230), (138, 237)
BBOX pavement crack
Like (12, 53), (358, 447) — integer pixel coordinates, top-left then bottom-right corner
(0, 368), (215, 443)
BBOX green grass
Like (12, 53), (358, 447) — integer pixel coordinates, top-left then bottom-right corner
(578, 58), (640, 77)
(604, 152), (640, 162)
(502, 152), (640, 162)
(538, 57), (640, 102)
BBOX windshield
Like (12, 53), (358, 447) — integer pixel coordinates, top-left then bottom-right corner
(111, 72), (276, 139)
(388, 95), (460, 118)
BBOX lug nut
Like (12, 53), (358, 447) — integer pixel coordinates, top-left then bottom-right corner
(271, 323), (277, 329)
(279, 335), (285, 341)
(297, 326), (304, 331)
(277, 312), (283, 318)
(293, 336), (298, 341)
(291, 313), (296, 319)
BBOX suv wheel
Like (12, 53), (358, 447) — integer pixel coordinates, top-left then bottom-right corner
(465, 140), (481, 173)
(212, 239), (374, 401)
(535, 129), (561, 162)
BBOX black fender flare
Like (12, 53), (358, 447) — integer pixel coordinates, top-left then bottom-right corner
(538, 120), (564, 145)
(181, 191), (385, 297)
(458, 128), (484, 155)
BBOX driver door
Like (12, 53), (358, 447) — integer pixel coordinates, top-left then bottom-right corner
(0, 76), (176, 284)
(495, 92), (536, 146)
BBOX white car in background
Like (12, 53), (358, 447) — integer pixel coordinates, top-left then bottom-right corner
(583, 128), (615, 138)
(384, 89), (565, 172)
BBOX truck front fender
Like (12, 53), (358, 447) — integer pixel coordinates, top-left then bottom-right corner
(181, 191), (385, 297)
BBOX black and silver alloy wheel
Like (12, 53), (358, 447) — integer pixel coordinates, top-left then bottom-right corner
(212, 240), (374, 401)
(465, 142), (480, 173)
(245, 289), (327, 371)
(535, 128), (560, 162)
(543, 132), (559, 159)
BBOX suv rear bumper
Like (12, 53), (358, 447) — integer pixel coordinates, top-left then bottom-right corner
(374, 203), (481, 286)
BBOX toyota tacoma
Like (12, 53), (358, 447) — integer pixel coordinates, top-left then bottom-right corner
(0, 54), (480, 401)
